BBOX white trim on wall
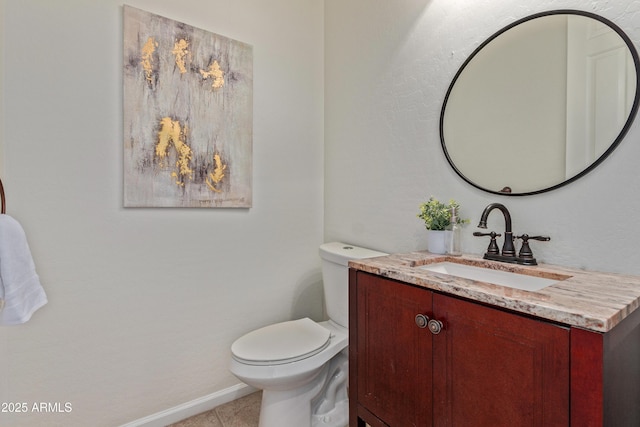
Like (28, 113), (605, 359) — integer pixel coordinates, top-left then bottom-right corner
(119, 383), (257, 427)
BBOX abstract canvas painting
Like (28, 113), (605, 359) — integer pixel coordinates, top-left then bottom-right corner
(124, 6), (253, 207)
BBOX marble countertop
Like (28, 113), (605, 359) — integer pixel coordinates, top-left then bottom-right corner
(349, 251), (640, 333)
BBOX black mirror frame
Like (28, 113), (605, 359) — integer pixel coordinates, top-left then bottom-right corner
(440, 9), (640, 196)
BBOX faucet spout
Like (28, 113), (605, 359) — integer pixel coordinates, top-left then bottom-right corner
(477, 203), (515, 257)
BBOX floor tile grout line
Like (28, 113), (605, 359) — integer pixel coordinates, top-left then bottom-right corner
(214, 408), (226, 427)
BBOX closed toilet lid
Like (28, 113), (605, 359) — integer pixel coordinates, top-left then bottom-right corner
(231, 318), (331, 365)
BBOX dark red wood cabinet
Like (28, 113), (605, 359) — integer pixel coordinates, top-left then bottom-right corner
(349, 270), (640, 427)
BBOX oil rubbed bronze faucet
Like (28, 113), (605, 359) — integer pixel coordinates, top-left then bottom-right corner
(476, 203), (516, 257)
(474, 203), (549, 265)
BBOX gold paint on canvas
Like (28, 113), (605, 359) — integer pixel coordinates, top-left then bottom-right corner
(200, 61), (225, 89)
(156, 117), (193, 186)
(206, 153), (227, 192)
(141, 37), (158, 83)
(172, 39), (190, 74)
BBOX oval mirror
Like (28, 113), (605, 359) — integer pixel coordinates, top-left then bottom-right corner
(441, 10), (640, 196)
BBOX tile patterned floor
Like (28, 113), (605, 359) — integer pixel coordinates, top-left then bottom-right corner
(168, 391), (261, 427)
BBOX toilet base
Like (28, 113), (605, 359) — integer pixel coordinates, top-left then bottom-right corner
(312, 399), (348, 427)
(258, 350), (348, 427)
(311, 351), (348, 427)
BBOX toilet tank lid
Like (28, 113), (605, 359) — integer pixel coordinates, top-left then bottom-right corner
(319, 242), (388, 267)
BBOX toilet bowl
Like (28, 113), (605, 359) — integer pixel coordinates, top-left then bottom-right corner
(229, 242), (387, 427)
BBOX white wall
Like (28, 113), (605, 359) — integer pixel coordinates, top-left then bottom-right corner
(0, 1), (4, 176)
(0, 0), (324, 426)
(325, 0), (640, 275)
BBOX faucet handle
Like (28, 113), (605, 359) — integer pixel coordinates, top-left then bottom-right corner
(516, 234), (550, 260)
(473, 231), (502, 238)
(527, 235), (551, 242)
(473, 231), (501, 255)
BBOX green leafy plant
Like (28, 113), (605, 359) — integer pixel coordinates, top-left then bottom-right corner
(417, 196), (467, 231)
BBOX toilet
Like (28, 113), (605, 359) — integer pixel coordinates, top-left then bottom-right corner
(229, 242), (387, 427)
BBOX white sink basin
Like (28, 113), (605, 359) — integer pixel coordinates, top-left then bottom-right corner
(418, 261), (561, 291)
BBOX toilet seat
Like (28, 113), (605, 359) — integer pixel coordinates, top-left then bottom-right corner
(231, 318), (331, 366)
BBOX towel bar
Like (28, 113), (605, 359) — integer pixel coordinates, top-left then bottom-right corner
(0, 178), (5, 214)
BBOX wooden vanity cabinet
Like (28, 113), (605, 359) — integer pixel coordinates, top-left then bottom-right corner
(349, 270), (571, 426)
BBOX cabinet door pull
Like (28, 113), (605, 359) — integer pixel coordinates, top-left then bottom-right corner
(428, 319), (443, 335)
(415, 314), (430, 328)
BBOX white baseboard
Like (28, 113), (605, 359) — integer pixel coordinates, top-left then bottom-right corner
(119, 383), (258, 427)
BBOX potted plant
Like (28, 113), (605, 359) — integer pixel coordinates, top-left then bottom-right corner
(417, 196), (467, 254)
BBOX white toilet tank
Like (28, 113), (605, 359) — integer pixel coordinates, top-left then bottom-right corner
(319, 242), (387, 328)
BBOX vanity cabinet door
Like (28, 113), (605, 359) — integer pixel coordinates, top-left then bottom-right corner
(355, 273), (433, 427)
(432, 293), (570, 427)
(351, 271), (571, 427)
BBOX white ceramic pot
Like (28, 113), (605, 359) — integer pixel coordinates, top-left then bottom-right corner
(427, 230), (448, 254)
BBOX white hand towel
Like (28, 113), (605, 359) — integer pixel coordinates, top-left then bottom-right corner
(0, 214), (47, 325)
